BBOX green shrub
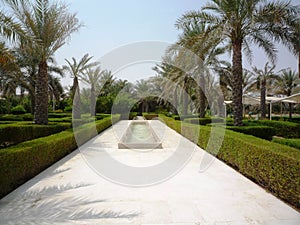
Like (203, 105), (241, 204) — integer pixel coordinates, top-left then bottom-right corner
(0, 114), (33, 121)
(0, 123), (71, 148)
(227, 126), (276, 140)
(0, 114), (120, 198)
(64, 106), (72, 112)
(185, 117), (224, 125)
(11, 105), (26, 115)
(253, 120), (300, 138)
(159, 114), (300, 209)
(129, 112), (137, 120)
(143, 113), (158, 120)
(48, 113), (71, 118)
(173, 115), (199, 120)
(273, 137), (300, 149)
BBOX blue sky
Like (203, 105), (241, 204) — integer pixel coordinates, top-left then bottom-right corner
(55, 0), (299, 86)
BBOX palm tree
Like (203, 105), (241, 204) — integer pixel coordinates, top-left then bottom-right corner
(3, 0), (81, 124)
(251, 62), (276, 119)
(178, 0), (299, 125)
(79, 66), (102, 116)
(63, 54), (99, 119)
(175, 18), (224, 118)
(275, 69), (299, 118)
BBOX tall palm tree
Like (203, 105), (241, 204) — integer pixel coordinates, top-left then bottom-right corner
(79, 66), (102, 116)
(275, 69), (299, 118)
(178, 0), (299, 125)
(63, 54), (99, 119)
(251, 62), (276, 119)
(3, 0), (81, 124)
(175, 18), (224, 118)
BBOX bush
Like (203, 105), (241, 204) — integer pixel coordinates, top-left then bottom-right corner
(227, 126), (276, 140)
(159, 114), (300, 209)
(0, 123), (71, 148)
(143, 113), (158, 120)
(253, 120), (300, 138)
(0, 114), (33, 121)
(11, 105), (26, 115)
(0, 114), (120, 198)
(185, 117), (224, 125)
(48, 113), (71, 118)
(64, 106), (72, 112)
(273, 137), (300, 149)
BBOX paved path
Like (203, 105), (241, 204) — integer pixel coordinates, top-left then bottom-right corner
(0, 120), (299, 224)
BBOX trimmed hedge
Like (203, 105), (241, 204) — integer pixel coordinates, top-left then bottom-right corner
(159, 114), (300, 209)
(273, 137), (300, 150)
(48, 113), (71, 118)
(0, 115), (120, 198)
(252, 120), (300, 138)
(185, 117), (224, 125)
(0, 123), (71, 148)
(227, 126), (276, 140)
(173, 115), (199, 120)
(0, 114), (33, 121)
(143, 113), (158, 120)
(11, 105), (26, 115)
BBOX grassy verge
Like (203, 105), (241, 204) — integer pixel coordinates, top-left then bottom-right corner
(0, 114), (120, 198)
(159, 114), (300, 209)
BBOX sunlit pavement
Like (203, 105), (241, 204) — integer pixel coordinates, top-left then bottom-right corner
(0, 120), (299, 224)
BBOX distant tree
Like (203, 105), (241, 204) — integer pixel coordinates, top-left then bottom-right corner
(275, 69), (300, 118)
(64, 54), (99, 119)
(79, 66), (102, 116)
(251, 63), (276, 119)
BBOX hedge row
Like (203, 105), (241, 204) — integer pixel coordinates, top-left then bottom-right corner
(227, 126), (276, 140)
(0, 123), (71, 148)
(250, 120), (300, 138)
(0, 115), (120, 198)
(0, 114), (33, 121)
(143, 113), (158, 120)
(159, 115), (300, 209)
(273, 137), (300, 150)
(173, 115), (199, 120)
(185, 117), (224, 125)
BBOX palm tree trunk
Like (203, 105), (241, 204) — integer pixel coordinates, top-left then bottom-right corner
(72, 76), (81, 119)
(298, 52), (300, 78)
(173, 87), (178, 115)
(34, 61), (48, 125)
(289, 103), (292, 119)
(29, 91), (35, 115)
(260, 80), (266, 119)
(182, 87), (188, 115)
(197, 60), (206, 118)
(90, 84), (96, 116)
(232, 40), (243, 126)
(199, 77), (206, 118)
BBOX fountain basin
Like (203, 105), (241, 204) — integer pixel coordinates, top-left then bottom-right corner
(118, 121), (162, 149)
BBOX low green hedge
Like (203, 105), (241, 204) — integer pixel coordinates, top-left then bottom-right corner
(0, 114), (33, 121)
(173, 115), (199, 120)
(0, 115), (120, 198)
(0, 123), (71, 148)
(143, 113), (158, 120)
(159, 114), (300, 209)
(273, 137), (300, 149)
(250, 120), (300, 138)
(185, 117), (224, 125)
(227, 126), (276, 140)
(48, 113), (71, 118)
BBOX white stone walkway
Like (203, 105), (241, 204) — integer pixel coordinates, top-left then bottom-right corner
(0, 120), (299, 225)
